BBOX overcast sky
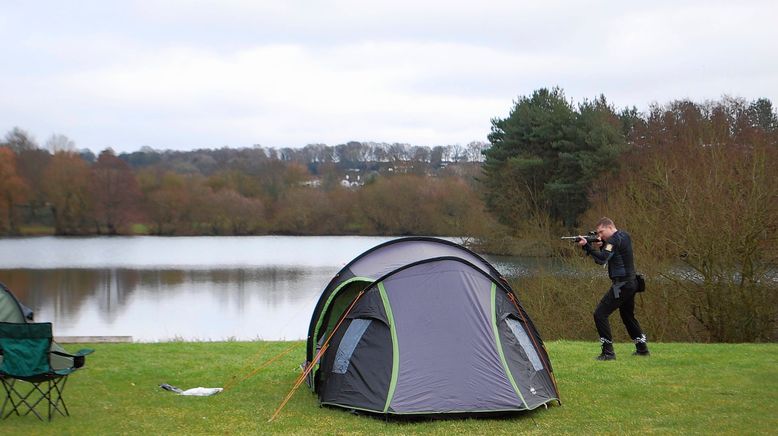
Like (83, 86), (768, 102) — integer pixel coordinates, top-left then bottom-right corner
(2, 1), (776, 153)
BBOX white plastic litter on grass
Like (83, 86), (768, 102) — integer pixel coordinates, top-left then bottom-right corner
(160, 383), (223, 396)
(180, 387), (223, 396)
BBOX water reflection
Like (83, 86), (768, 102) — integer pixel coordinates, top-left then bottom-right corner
(0, 236), (558, 342)
(0, 267), (332, 342)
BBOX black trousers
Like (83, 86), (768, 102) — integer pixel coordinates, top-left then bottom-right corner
(593, 279), (644, 342)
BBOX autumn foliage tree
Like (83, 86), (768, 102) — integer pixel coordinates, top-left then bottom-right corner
(42, 151), (93, 235)
(138, 169), (203, 235)
(0, 147), (29, 234)
(91, 149), (142, 234)
(199, 188), (265, 235)
(357, 174), (494, 236)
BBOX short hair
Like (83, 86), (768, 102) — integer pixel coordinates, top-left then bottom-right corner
(596, 217), (615, 228)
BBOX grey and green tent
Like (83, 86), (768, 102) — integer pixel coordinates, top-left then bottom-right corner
(0, 282), (34, 323)
(306, 237), (559, 416)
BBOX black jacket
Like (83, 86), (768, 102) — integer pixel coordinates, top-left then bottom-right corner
(583, 230), (636, 281)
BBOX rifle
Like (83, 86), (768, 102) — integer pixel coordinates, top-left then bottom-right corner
(560, 231), (600, 244)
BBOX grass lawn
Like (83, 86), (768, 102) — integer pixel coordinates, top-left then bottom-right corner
(2, 341), (776, 435)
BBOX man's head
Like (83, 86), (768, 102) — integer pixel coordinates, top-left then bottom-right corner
(594, 217), (617, 240)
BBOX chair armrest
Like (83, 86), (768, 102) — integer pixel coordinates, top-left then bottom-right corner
(52, 348), (95, 358)
(51, 349), (94, 369)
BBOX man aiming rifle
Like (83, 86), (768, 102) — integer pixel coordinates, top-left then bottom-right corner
(566, 217), (650, 360)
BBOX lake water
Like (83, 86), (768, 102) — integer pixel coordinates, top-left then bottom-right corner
(0, 236), (551, 342)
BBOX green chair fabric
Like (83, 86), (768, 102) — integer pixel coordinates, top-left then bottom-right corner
(0, 322), (53, 377)
(0, 322), (94, 421)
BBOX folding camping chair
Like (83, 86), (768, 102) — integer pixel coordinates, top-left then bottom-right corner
(0, 322), (94, 421)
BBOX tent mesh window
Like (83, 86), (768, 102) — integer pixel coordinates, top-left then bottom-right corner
(506, 317), (544, 371)
(333, 319), (372, 374)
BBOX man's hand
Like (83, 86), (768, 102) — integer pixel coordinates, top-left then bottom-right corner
(577, 236), (603, 248)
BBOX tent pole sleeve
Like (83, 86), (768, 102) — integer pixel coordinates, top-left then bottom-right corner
(491, 283), (528, 409)
(378, 282), (399, 414)
(311, 277), (373, 360)
(507, 292), (561, 403)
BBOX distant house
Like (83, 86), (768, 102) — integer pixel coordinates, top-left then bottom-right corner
(389, 160), (420, 174)
(340, 170), (363, 188)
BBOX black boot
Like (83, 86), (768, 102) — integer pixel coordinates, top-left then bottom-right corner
(596, 339), (616, 361)
(632, 334), (650, 356)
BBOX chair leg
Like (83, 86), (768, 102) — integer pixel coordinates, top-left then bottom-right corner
(1, 379), (6, 415)
(49, 377), (70, 419)
(2, 378), (36, 419)
(1, 378), (20, 418)
(2, 378), (45, 420)
(48, 380), (53, 421)
(1, 378), (9, 417)
(0, 377), (69, 421)
(22, 381), (49, 420)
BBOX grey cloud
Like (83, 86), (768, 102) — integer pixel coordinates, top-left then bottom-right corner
(1, 1), (776, 152)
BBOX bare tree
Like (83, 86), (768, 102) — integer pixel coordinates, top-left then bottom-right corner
(449, 143), (465, 163)
(45, 134), (77, 154)
(387, 143), (409, 162)
(4, 127), (38, 153)
(466, 141), (487, 162)
(411, 146), (430, 163)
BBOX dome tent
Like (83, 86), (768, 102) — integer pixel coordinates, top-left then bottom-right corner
(305, 237), (559, 416)
(0, 282), (34, 323)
